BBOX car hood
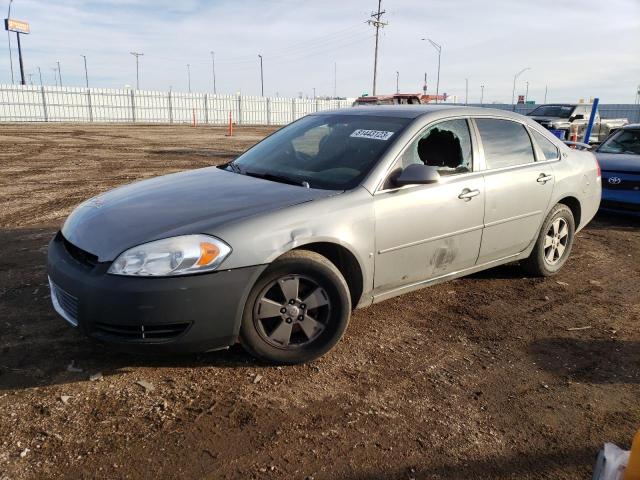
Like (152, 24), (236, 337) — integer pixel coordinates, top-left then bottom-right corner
(595, 153), (640, 172)
(528, 116), (566, 123)
(62, 167), (338, 261)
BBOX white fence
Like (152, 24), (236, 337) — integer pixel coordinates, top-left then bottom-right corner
(2, 84), (639, 125)
(0, 84), (354, 124)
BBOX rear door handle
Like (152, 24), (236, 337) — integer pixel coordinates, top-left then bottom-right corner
(458, 188), (480, 201)
(537, 173), (554, 184)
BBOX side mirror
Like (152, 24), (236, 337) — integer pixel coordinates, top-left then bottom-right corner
(571, 114), (585, 121)
(394, 164), (440, 187)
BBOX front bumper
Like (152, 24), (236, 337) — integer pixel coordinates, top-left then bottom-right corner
(47, 232), (267, 353)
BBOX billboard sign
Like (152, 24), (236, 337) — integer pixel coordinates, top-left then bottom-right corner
(4, 18), (30, 34)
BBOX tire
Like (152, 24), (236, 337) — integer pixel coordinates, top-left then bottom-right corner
(240, 250), (351, 364)
(521, 203), (575, 277)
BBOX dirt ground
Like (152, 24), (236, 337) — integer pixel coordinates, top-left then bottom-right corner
(0, 123), (639, 480)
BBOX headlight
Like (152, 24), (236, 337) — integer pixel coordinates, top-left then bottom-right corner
(108, 235), (231, 277)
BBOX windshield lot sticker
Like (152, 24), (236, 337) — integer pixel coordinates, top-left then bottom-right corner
(350, 129), (395, 141)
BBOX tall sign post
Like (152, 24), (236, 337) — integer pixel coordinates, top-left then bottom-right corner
(4, 18), (29, 85)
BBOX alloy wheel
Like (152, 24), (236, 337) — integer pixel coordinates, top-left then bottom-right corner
(544, 217), (569, 266)
(253, 275), (331, 349)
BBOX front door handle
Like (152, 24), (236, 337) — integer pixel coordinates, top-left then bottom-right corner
(537, 173), (554, 184)
(458, 188), (480, 201)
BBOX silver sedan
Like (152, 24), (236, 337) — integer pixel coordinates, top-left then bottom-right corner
(47, 106), (602, 364)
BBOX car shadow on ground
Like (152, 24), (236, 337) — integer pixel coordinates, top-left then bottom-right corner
(589, 211), (640, 231)
(356, 445), (604, 480)
(529, 338), (640, 384)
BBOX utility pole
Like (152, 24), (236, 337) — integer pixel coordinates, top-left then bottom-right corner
(333, 61), (337, 98)
(511, 67), (530, 111)
(27, 72), (32, 84)
(37, 65), (42, 86)
(465, 78), (468, 105)
(80, 54), (89, 88)
(422, 38), (441, 103)
(210, 51), (217, 94)
(186, 63), (191, 92)
(258, 54), (264, 96)
(130, 52), (143, 90)
(51, 67), (58, 87)
(7, 0), (14, 83)
(395, 70), (399, 94)
(544, 84), (548, 103)
(313, 87), (316, 99)
(56, 60), (62, 86)
(366, 0), (387, 96)
(480, 84), (485, 105)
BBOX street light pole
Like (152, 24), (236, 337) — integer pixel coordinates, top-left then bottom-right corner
(130, 52), (143, 90)
(525, 81), (529, 102)
(56, 60), (62, 86)
(186, 63), (191, 93)
(395, 70), (399, 94)
(210, 51), (216, 94)
(37, 65), (42, 86)
(465, 78), (468, 105)
(480, 84), (485, 105)
(422, 38), (442, 103)
(544, 84), (548, 103)
(511, 67), (530, 111)
(80, 54), (88, 88)
(258, 54), (264, 97)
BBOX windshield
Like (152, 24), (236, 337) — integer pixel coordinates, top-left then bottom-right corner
(528, 105), (574, 118)
(598, 129), (640, 155)
(229, 114), (411, 190)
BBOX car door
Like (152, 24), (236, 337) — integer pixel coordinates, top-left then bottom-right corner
(474, 117), (555, 264)
(373, 118), (485, 295)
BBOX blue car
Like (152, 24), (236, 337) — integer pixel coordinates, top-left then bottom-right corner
(596, 124), (640, 215)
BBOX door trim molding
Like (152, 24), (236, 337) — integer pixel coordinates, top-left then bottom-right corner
(377, 223), (484, 254)
(483, 210), (542, 228)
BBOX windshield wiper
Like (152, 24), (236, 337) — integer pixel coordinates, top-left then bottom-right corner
(244, 170), (310, 188)
(226, 161), (243, 174)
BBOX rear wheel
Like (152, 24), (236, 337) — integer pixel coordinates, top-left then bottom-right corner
(521, 203), (575, 276)
(240, 250), (351, 364)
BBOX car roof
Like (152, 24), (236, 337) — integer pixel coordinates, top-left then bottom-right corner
(623, 123), (640, 130)
(311, 105), (526, 121)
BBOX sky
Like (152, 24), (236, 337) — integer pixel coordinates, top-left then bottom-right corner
(2, 0), (639, 103)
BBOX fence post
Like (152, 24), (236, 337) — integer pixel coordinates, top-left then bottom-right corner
(204, 94), (209, 124)
(267, 97), (271, 125)
(86, 89), (93, 122)
(130, 90), (136, 123)
(40, 86), (48, 122)
(168, 90), (173, 124)
(237, 95), (242, 125)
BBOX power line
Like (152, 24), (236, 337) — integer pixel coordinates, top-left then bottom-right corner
(366, 0), (387, 96)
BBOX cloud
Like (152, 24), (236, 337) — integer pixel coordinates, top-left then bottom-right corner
(3, 0), (639, 102)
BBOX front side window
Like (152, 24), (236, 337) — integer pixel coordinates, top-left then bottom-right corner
(398, 119), (473, 175)
(231, 114), (411, 190)
(597, 129), (640, 155)
(528, 105), (574, 118)
(476, 118), (535, 169)
(530, 129), (560, 161)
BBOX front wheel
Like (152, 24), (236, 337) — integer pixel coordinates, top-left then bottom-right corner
(521, 203), (575, 276)
(240, 250), (351, 364)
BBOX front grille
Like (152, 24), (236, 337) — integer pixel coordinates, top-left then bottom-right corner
(62, 236), (98, 269)
(49, 279), (79, 326)
(602, 175), (640, 191)
(601, 200), (640, 212)
(93, 322), (191, 341)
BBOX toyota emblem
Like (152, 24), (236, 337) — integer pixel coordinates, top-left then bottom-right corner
(608, 177), (622, 185)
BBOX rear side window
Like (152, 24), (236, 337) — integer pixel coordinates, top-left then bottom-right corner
(530, 129), (559, 161)
(476, 118), (535, 169)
